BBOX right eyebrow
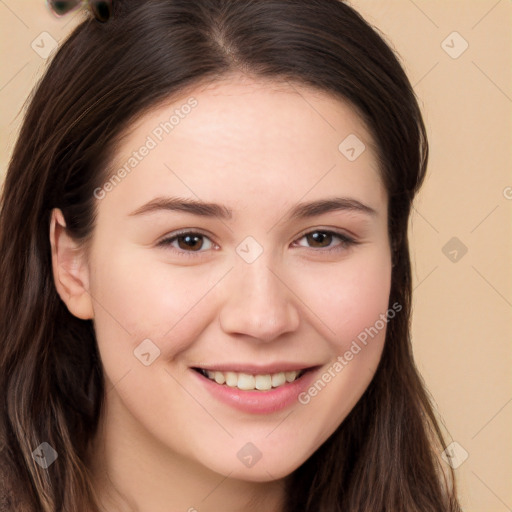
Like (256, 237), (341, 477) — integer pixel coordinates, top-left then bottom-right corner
(128, 196), (233, 220)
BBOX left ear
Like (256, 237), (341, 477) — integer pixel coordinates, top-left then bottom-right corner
(49, 208), (94, 320)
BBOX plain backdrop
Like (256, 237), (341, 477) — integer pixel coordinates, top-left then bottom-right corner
(0, 1), (511, 511)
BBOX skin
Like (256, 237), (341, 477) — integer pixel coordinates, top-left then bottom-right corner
(50, 73), (392, 512)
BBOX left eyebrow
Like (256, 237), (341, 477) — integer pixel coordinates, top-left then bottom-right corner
(285, 197), (378, 221)
(128, 196), (378, 220)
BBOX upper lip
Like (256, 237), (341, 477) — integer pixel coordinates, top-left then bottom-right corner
(192, 363), (319, 374)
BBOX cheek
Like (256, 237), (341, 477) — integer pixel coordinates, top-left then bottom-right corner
(291, 252), (393, 442)
(88, 248), (225, 362)
(293, 249), (392, 349)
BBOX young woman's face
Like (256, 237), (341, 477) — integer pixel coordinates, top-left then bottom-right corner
(75, 76), (392, 481)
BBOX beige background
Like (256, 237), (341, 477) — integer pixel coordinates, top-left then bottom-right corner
(1, 1), (511, 511)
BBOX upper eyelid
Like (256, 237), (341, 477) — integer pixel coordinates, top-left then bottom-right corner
(294, 226), (357, 241)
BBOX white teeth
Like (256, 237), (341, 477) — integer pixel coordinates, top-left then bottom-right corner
(285, 371), (298, 382)
(271, 372), (286, 387)
(200, 369), (304, 391)
(237, 373), (255, 390)
(255, 374), (272, 390)
(214, 372), (225, 385)
(225, 371), (238, 387)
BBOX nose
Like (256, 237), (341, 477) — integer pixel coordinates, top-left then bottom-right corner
(218, 256), (300, 343)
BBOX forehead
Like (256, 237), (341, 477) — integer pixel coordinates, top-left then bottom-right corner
(101, 74), (386, 217)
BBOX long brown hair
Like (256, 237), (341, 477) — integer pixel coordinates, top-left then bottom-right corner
(0, 1), (462, 510)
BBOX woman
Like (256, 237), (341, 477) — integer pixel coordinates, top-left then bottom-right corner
(0, 0), (463, 510)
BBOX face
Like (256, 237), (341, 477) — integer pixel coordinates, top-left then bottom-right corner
(60, 74), (392, 482)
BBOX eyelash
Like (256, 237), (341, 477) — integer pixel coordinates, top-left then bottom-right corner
(157, 229), (359, 258)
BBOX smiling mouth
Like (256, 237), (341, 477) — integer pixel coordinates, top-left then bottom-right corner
(193, 368), (310, 391)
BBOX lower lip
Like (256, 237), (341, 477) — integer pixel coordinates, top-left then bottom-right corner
(190, 367), (321, 414)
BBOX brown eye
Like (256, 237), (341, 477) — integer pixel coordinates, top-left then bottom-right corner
(158, 231), (215, 257)
(305, 231), (333, 248)
(176, 234), (204, 252)
(295, 230), (357, 252)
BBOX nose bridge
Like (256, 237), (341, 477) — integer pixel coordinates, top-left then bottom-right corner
(218, 247), (300, 342)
